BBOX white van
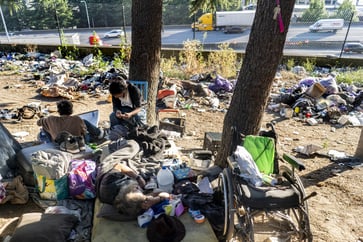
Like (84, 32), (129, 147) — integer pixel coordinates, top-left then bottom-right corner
(309, 18), (344, 33)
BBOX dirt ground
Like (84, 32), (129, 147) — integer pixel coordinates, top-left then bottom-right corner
(0, 71), (362, 242)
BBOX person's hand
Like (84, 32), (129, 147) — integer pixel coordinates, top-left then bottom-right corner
(136, 175), (146, 188)
(158, 192), (170, 200)
(122, 112), (131, 119)
(115, 110), (123, 119)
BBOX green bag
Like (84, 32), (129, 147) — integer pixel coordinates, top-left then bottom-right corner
(35, 174), (69, 200)
(243, 135), (275, 175)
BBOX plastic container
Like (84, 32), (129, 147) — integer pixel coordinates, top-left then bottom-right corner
(262, 174), (278, 186)
(156, 166), (174, 193)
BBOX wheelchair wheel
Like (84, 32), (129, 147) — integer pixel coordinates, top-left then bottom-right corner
(280, 165), (313, 242)
(217, 168), (234, 239)
(219, 168), (254, 242)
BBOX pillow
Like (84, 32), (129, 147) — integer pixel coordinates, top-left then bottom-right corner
(10, 213), (78, 242)
(97, 203), (135, 221)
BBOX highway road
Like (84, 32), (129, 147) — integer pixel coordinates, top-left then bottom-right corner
(1, 24), (362, 58)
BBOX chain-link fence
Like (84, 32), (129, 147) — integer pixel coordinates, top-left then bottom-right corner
(284, 6), (362, 58)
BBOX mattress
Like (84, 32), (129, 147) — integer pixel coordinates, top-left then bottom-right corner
(91, 198), (218, 242)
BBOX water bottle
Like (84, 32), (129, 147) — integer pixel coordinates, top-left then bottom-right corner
(156, 166), (174, 193)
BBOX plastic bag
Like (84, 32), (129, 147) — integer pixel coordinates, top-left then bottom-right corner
(36, 174), (68, 200)
(68, 160), (96, 199)
(234, 145), (263, 187)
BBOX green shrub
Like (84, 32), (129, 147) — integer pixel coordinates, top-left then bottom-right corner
(302, 58), (316, 72)
(178, 40), (206, 78)
(161, 56), (185, 79)
(207, 42), (238, 79)
(286, 58), (295, 71)
(335, 69), (363, 85)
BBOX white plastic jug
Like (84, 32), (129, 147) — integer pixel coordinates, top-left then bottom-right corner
(156, 166), (174, 193)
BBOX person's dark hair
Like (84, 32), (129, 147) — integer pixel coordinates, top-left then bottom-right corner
(109, 79), (128, 96)
(113, 180), (145, 217)
(57, 100), (73, 115)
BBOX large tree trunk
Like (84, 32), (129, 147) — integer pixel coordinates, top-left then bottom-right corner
(215, 0), (295, 167)
(129, 0), (162, 126)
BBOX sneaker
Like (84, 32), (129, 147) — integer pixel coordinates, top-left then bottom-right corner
(60, 137), (80, 154)
(98, 128), (110, 140)
(77, 136), (86, 152)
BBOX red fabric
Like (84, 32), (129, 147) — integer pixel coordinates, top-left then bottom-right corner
(157, 89), (176, 100)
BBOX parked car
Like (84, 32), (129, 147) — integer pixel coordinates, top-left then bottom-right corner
(103, 29), (124, 38)
(343, 43), (363, 53)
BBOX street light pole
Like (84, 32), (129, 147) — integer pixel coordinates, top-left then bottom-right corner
(121, 2), (127, 42)
(339, 12), (354, 59)
(0, 6), (10, 42)
(81, 0), (91, 29)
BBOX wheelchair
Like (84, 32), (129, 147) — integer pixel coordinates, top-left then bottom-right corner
(217, 123), (316, 242)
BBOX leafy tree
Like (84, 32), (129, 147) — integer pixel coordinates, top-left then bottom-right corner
(0, 0), (24, 31)
(190, 0), (296, 167)
(26, 0), (74, 29)
(334, 0), (358, 21)
(301, 0), (328, 22)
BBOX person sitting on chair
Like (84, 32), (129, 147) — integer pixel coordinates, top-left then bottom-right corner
(108, 78), (146, 130)
(37, 100), (106, 144)
(97, 161), (169, 219)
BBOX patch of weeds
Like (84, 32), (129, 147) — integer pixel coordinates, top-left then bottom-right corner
(286, 58), (295, 71)
(335, 68), (363, 85)
(207, 42), (238, 79)
(178, 40), (206, 78)
(161, 56), (185, 79)
(91, 49), (110, 72)
(302, 58), (316, 72)
(112, 44), (131, 69)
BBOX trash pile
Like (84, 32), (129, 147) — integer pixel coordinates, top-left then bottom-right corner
(1, 51), (363, 129)
(268, 71), (363, 127)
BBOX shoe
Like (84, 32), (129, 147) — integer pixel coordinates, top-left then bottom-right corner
(60, 137), (80, 154)
(108, 138), (127, 153)
(98, 128), (110, 140)
(77, 136), (86, 152)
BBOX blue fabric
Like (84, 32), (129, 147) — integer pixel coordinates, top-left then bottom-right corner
(151, 199), (170, 216)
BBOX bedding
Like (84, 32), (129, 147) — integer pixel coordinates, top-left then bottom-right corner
(91, 198), (218, 242)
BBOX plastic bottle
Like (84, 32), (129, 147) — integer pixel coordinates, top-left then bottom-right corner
(156, 166), (174, 193)
(262, 174), (278, 186)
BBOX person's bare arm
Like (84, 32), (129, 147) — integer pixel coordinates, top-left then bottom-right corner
(114, 163), (145, 187)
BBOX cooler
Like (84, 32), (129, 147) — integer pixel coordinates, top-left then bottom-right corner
(203, 132), (222, 154)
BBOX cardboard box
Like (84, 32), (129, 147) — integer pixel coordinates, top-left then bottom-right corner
(159, 117), (185, 136)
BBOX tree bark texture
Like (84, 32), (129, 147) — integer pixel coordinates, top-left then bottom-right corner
(129, 0), (162, 126)
(355, 128), (363, 159)
(215, 0), (295, 167)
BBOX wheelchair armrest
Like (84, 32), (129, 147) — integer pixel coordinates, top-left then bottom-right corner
(282, 153), (305, 171)
(227, 156), (241, 175)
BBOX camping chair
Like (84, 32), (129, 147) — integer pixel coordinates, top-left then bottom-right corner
(216, 123), (316, 242)
(129, 80), (148, 103)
